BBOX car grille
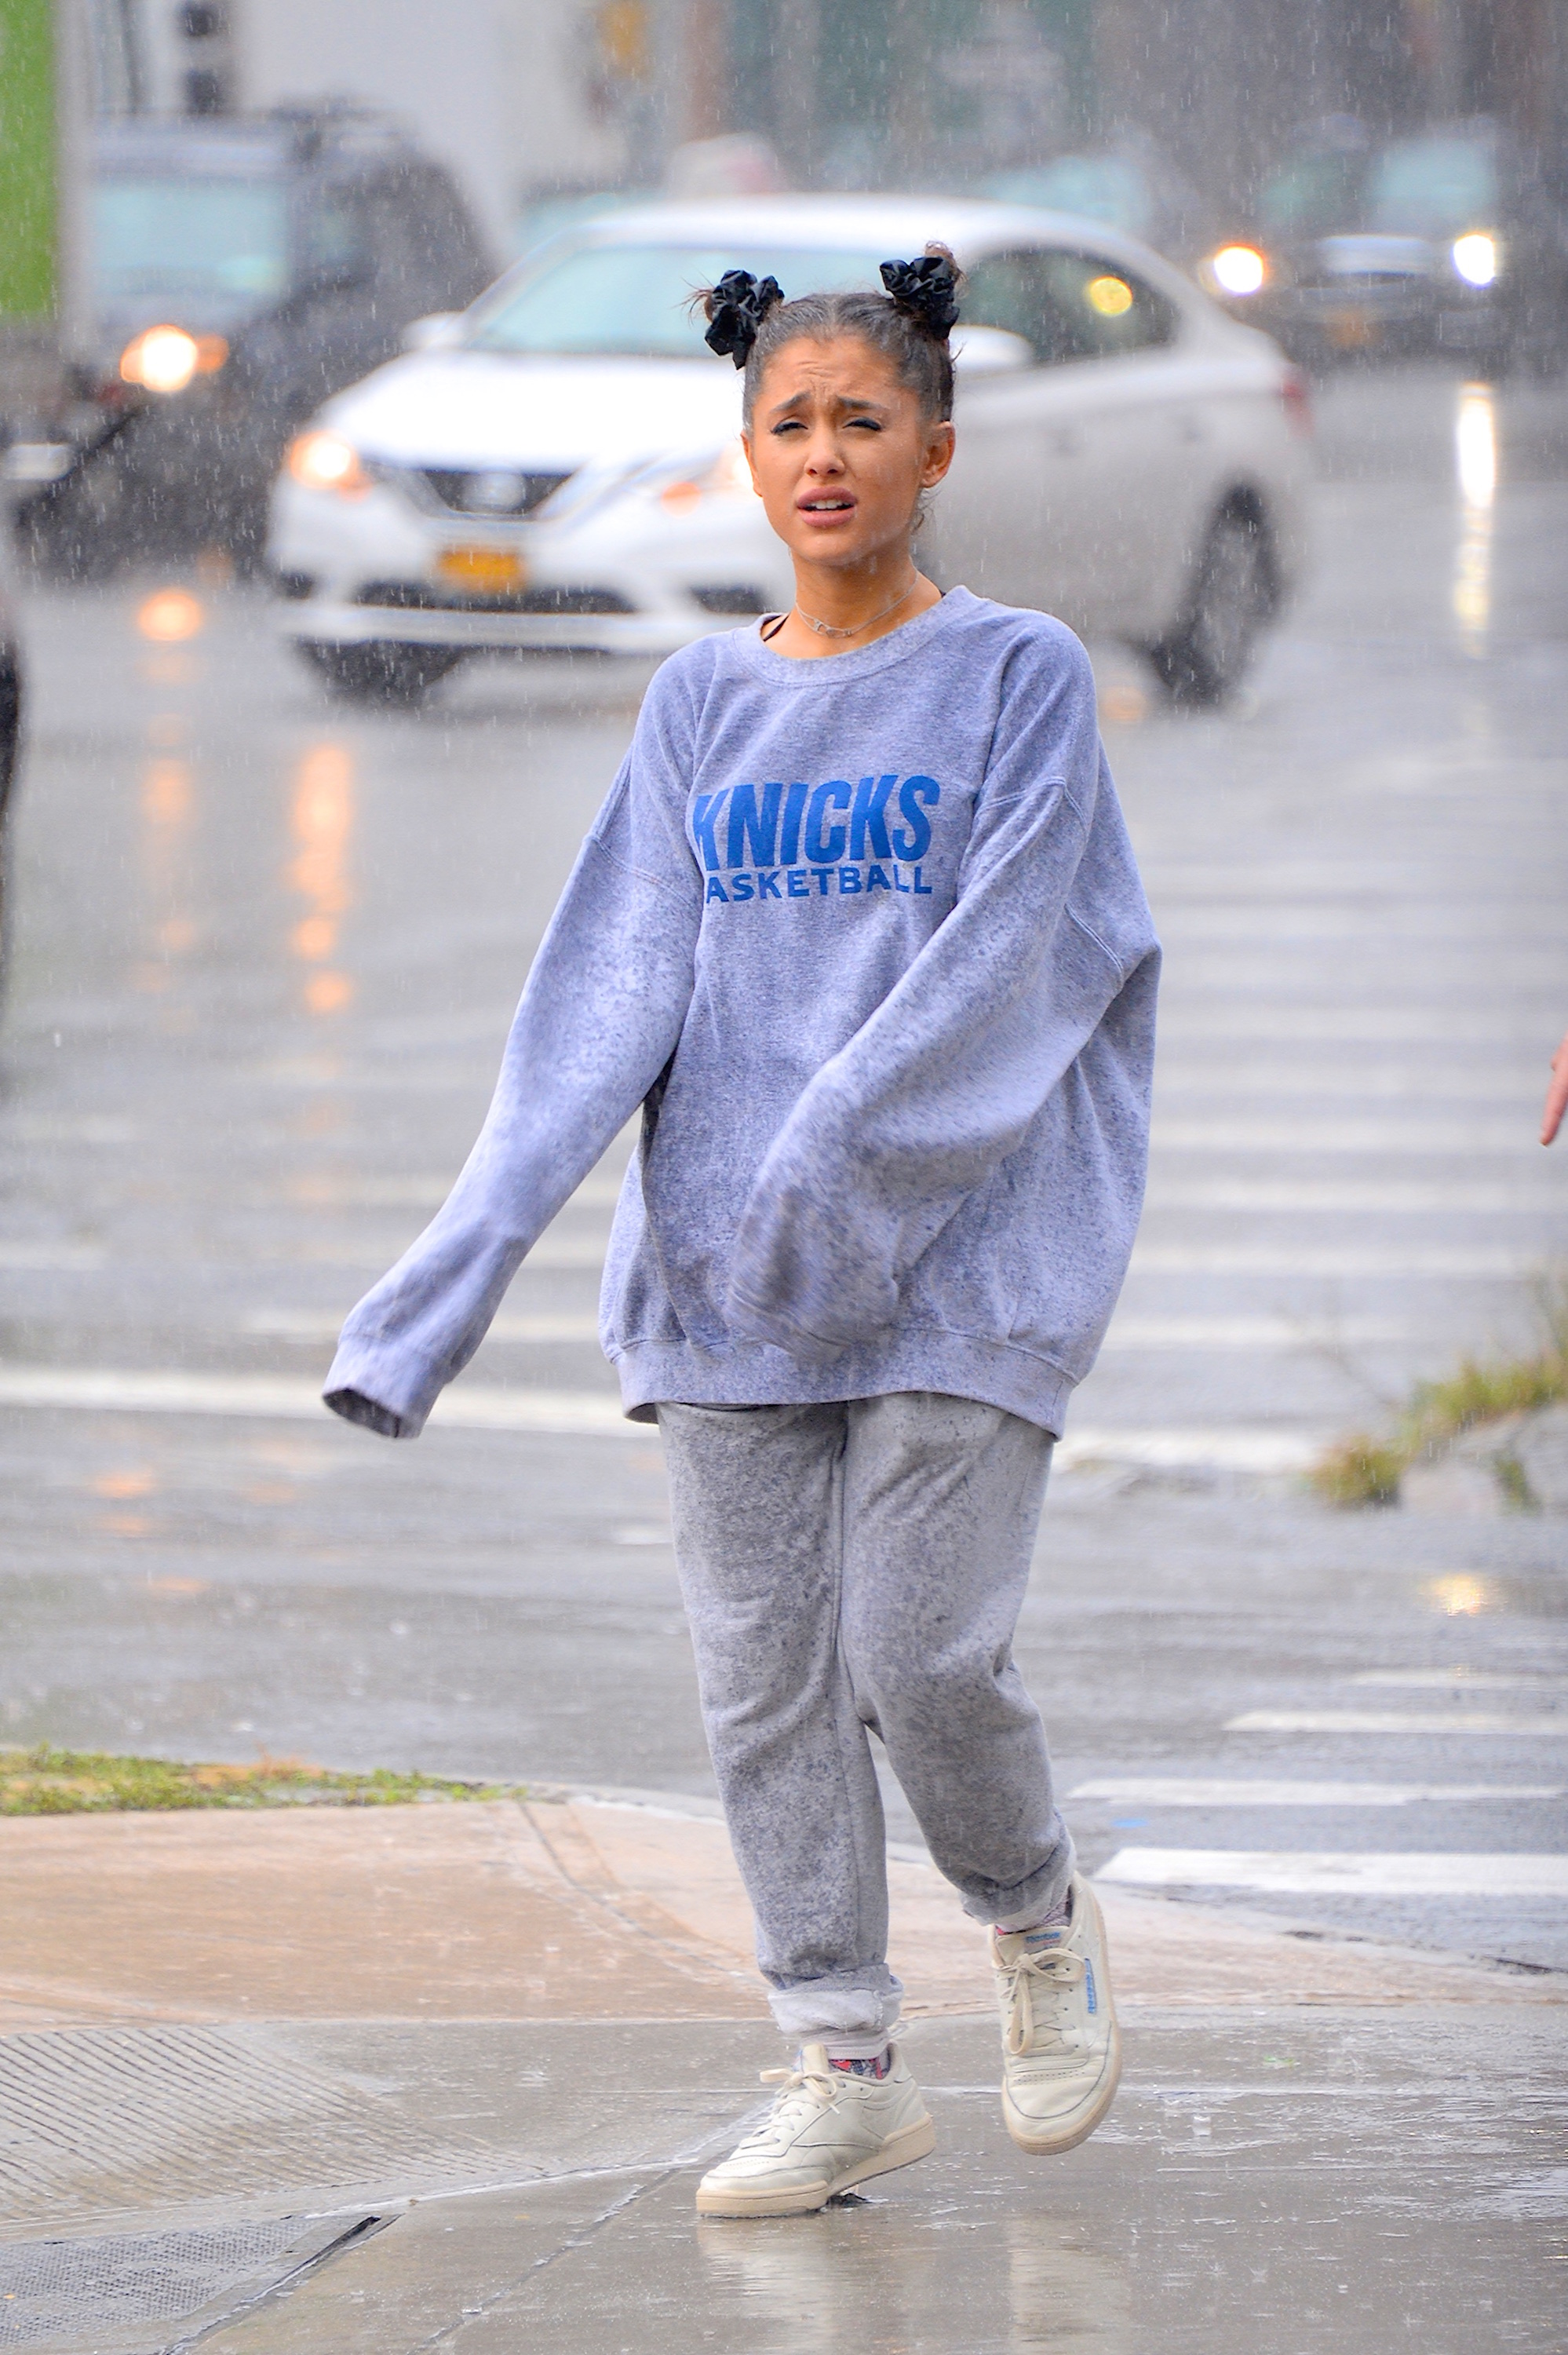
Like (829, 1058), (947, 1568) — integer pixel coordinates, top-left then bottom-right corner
(414, 468), (572, 517)
(1295, 268), (1426, 290)
(356, 580), (635, 615)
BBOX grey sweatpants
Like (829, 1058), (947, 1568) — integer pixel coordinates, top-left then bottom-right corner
(658, 1392), (1074, 2042)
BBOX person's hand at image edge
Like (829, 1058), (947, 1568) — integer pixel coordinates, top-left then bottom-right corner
(1543, 1028), (1568, 1146)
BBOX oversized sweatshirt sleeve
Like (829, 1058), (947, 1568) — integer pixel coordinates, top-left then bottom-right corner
(323, 674), (702, 1436)
(725, 626), (1158, 1363)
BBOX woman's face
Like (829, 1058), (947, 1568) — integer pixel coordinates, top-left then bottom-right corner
(742, 334), (956, 574)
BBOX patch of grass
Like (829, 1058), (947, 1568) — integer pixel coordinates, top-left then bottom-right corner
(1310, 1273), (1567, 1510)
(0, 1747), (530, 1816)
(1308, 1438), (1406, 1509)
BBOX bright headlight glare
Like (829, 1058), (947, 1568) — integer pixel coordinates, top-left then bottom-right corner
(1451, 233), (1497, 287)
(707, 438), (757, 496)
(658, 440), (758, 512)
(1211, 245), (1267, 298)
(286, 431), (372, 495)
(120, 325), (200, 393)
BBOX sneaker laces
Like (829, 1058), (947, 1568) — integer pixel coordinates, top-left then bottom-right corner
(998, 1945), (1086, 2057)
(728, 2056), (840, 2156)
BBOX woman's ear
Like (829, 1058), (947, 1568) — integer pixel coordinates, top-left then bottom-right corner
(741, 431), (760, 494)
(921, 419), (957, 490)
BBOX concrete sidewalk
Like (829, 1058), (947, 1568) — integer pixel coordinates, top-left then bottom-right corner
(1, 1795), (1563, 2353)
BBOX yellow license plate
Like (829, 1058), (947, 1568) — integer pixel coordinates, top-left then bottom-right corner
(437, 546), (527, 593)
(1326, 307), (1379, 349)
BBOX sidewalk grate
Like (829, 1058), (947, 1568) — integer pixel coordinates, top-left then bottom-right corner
(0, 2028), (501, 2237)
(0, 2218), (347, 2353)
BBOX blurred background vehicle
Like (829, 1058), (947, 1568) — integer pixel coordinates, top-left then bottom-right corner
(12, 108), (493, 577)
(1199, 117), (1568, 376)
(267, 195), (1310, 708)
(982, 133), (1222, 272)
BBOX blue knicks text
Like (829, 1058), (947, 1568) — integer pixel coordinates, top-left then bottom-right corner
(692, 777), (932, 881)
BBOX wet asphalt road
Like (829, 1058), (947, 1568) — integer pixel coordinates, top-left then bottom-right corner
(1, 363), (1566, 1970)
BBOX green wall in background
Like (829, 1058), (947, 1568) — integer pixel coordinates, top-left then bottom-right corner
(0, 0), (59, 320)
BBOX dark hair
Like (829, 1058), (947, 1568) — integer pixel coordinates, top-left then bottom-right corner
(699, 243), (964, 429)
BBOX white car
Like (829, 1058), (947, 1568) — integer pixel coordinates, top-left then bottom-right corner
(267, 194), (1311, 706)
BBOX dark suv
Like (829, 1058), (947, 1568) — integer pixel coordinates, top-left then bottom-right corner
(20, 107), (493, 573)
(1215, 119), (1568, 376)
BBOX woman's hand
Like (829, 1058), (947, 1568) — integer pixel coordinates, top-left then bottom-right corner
(1543, 1028), (1568, 1146)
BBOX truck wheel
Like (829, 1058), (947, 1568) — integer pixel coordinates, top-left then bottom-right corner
(296, 641), (465, 706)
(1147, 507), (1272, 707)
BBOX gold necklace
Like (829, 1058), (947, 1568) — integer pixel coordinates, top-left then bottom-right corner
(793, 571), (919, 641)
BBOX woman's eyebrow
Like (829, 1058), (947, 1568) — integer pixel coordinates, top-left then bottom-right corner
(764, 389), (892, 421)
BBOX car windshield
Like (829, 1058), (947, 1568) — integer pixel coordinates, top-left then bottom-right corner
(986, 155), (1153, 239)
(1366, 137), (1499, 236)
(93, 175), (290, 312)
(469, 243), (888, 357)
(1260, 136), (1499, 241)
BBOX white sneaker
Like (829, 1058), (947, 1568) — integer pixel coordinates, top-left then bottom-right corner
(991, 1873), (1121, 2155)
(695, 2043), (935, 2218)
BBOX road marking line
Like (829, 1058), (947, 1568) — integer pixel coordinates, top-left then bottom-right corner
(1056, 1429), (1322, 1473)
(0, 1366), (639, 1437)
(1146, 1181), (1558, 1212)
(1098, 1849), (1568, 1897)
(1150, 1118), (1536, 1150)
(1130, 1246), (1529, 1276)
(242, 1311), (602, 1342)
(1069, 1778), (1564, 1807)
(1350, 1670), (1568, 1692)
(1227, 1710), (1568, 1736)
(0, 1244), (107, 1271)
(1100, 1316), (1413, 1349)
(0, 1369), (1321, 1473)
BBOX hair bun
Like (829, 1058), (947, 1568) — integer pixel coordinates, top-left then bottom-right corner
(879, 249), (961, 339)
(703, 268), (785, 367)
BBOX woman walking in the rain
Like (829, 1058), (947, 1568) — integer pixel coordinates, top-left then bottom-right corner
(325, 246), (1159, 2217)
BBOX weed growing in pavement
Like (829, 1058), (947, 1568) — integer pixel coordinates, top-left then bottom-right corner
(1309, 1272), (1568, 1509)
(1310, 1437), (1406, 1509)
(0, 1747), (531, 1814)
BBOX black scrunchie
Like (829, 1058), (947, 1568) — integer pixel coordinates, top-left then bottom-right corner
(704, 268), (784, 367)
(880, 253), (960, 338)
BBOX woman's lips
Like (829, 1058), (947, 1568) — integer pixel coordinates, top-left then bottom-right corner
(797, 493), (856, 517)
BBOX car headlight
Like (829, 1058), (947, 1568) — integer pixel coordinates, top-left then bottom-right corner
(120, 325), (200, 392)
(286, 430), (374, 496)
(1209, 245), (1268, 298)
(1451, 232), (1498, 287)
(657, 438), (758, 513)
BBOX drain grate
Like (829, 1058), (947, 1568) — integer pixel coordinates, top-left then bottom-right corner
(0, 2216), (355, 2353)
(0, 2028), (501, 2236)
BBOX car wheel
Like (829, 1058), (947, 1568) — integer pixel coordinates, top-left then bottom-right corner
(1147, 507), (1272, 708)
(296, 641), (465, 706)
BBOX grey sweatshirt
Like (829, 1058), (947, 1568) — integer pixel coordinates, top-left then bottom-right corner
(324, 587), (1160, 1440)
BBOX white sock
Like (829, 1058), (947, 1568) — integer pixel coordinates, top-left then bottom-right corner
(997, 1888), (1073, 1944)
(819, 2027), (894, 2060)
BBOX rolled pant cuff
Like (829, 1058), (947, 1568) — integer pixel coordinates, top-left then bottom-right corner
(963, 1845), (1076, 1931)
(766, 1966), (904, 2043)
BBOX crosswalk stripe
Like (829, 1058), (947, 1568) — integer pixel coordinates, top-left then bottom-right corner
(1097, 1849), (1568, 1897)
(1130, 1245), (1528, 1275)
(1068, 1778), (1563, 1807)
(1227, 1710), (1568, 1736)
(0, 1367), (1320, 1473)
(1350, 1670), (1568, 1692)
(0, 1366), (639, 1437)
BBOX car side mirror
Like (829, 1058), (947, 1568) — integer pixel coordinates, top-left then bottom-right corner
(402, 312), (464, 353)
(951, 326), (1034, 375)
